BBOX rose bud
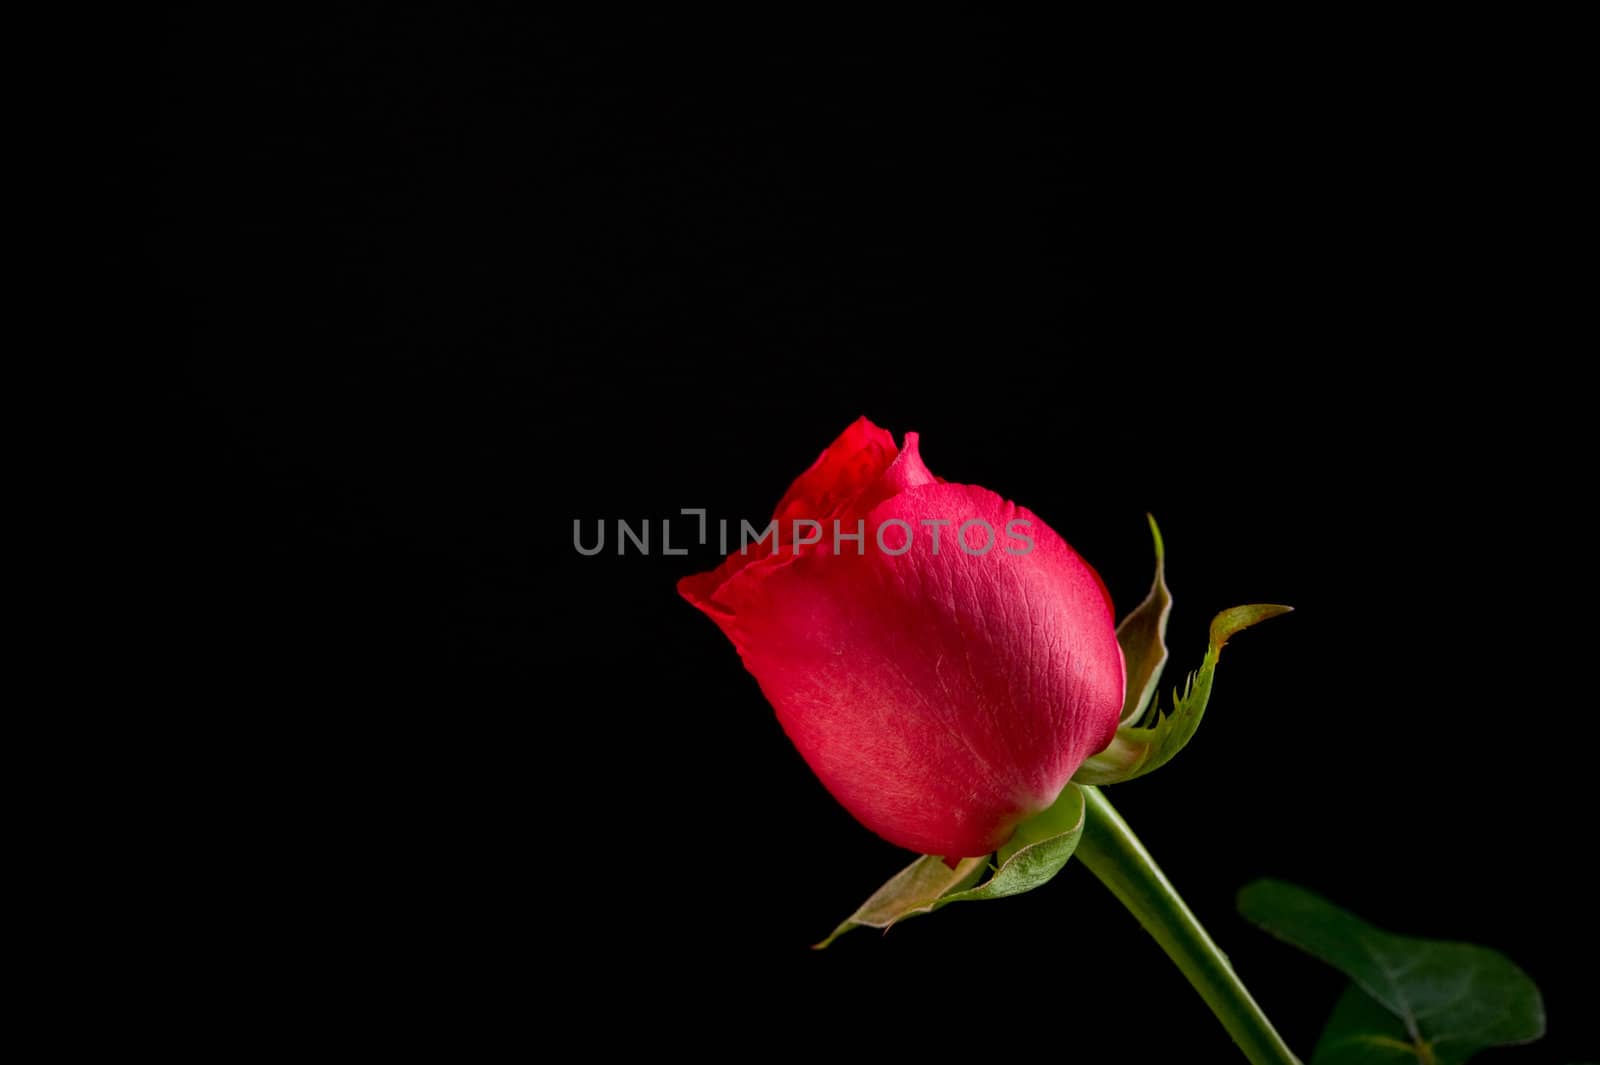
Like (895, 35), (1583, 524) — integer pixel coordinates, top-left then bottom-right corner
(678, 418), (1124, 858)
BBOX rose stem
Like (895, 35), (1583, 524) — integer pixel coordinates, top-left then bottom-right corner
(1075, 785), (1301, 1065)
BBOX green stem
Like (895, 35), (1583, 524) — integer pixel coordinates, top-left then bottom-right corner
(1075, 785), (1300, 1065)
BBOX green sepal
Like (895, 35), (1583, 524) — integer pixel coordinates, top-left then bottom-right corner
(815, 783), (1086, 948)
(1073, 601), (1291, 786)
(1115, 514), (1172, 728)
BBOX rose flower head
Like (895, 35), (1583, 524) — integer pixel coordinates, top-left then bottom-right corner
(679, 418), (1124, 858)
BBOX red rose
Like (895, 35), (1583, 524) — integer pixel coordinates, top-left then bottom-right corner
(679, 417), (1124, 858)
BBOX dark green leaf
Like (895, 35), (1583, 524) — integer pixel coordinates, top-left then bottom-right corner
(816, 784), (1087, 948)
(1074, 603), (1291, 785)
(1115, 514), (1172, 728)
(1312, 985), (1422, 1065)
(1239, 879), (1545, 1065)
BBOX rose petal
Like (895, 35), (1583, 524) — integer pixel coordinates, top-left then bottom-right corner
(771, 416), (899, 532)
(680, 418), (929, 612)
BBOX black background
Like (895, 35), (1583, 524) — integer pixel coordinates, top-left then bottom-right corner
(155, 11), (1591, 1059)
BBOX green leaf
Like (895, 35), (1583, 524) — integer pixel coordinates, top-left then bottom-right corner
(1311, 985), (1425, 1065)
(1074, 602), (1291, 785)
(1239, 879), (1545, 1065)
(816, 784), (1087, 948)
(1115, 514), (1172, 728)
